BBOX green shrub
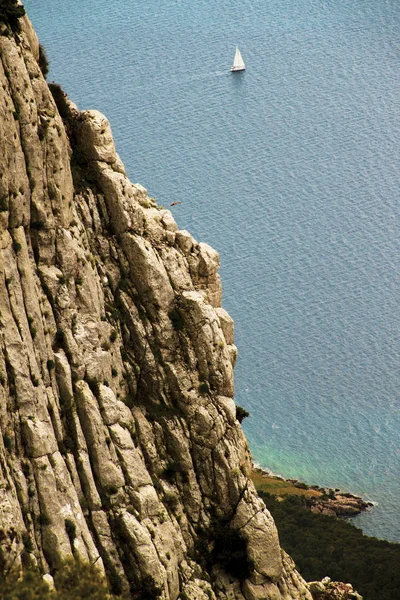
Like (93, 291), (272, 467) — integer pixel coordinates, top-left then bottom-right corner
(2, 433), (13, 452)
(21, 531), (33, 553)
(55, 329), (65, 345)
(65, 519), (76, 544)
(31, 220), (45, 231)
(293, 481), (309, 490)
(0, 0), (25, 33)
(38, 44), (49, 78)
(21, 460), (31, 477)
(12, 240), (22, 253)
(164, 491), (179, 512)
(0, 560), (119, 598)
(168, 308), (184, 331)
(235, 405), (249, 423)
(38, 514), (51, 526)
(105, 484), (119, 496)
(47, 359), (55, 371)
(109, 329), (117, 343)
(48, 83), (70, 120)
(0, 195), (8, 212)
(54, 558), (112, 599)
(198, 381), (210, 395)
(0, 568), (53, 599)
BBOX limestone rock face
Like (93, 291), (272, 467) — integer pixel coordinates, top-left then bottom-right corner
(0, 11), (313, 600)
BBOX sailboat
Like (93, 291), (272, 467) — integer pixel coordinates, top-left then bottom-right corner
(231, 47), (246, 72)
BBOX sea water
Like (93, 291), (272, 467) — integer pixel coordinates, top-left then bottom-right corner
(24, 0), (400, 542)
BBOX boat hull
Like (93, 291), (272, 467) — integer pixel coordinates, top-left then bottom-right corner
(231, 67), (245, 72)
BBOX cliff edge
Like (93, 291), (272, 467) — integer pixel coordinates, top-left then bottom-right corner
(0, 8), (321, 600)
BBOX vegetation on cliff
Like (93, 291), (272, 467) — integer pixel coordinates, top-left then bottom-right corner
(259, 490), (400, 600)
(0, 560), (114, 599)
(0, 0), (25, 33)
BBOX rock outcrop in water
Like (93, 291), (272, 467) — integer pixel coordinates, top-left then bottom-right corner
(0, 9), (358, 600)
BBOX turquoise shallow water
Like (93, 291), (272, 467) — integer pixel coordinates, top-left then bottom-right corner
(25, 0), (400, 542)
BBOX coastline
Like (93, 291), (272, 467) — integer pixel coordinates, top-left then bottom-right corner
(252, 465), (374, 518)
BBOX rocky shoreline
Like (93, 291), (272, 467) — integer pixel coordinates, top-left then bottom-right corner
(253, 466), (374, 518)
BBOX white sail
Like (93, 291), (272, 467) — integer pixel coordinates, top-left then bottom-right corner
(231, 47), (245, 71)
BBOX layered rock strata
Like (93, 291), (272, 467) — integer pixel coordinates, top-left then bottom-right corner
(0, 10), (317, 600)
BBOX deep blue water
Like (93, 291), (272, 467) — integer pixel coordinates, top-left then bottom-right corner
(25, 0), (400, 542)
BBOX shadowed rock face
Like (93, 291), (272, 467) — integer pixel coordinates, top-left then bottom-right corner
(0, 11), (313, 600)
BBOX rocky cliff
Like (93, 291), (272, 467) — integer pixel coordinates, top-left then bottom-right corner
(0, 10), (319, 600)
